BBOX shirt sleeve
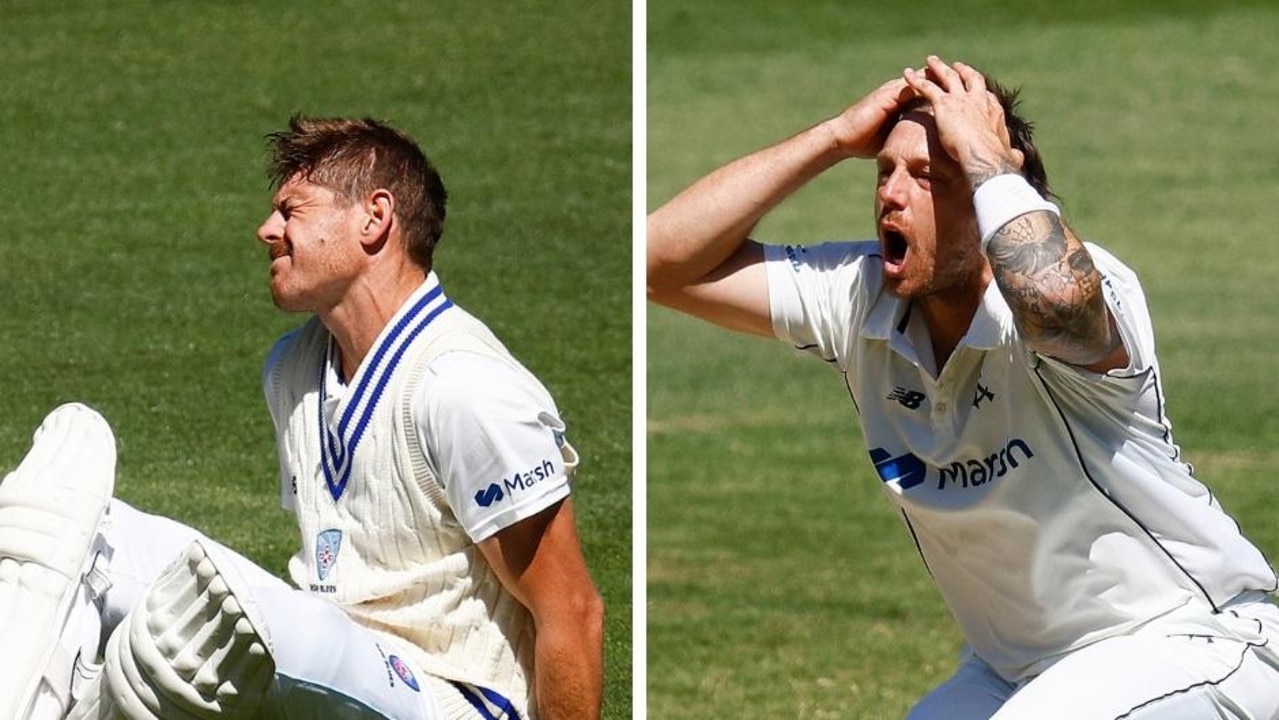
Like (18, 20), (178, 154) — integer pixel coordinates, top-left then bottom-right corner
(1089, 242), (1157, 377)
(1035, 242), (1157, 382)
(763, 240), (879, 369)
(1032, 244), (1177, 462)
(414, 351), (573, 543)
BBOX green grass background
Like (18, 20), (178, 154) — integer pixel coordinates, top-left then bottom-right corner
(648, 2), (1279, 718)
(0, 2), (630, 717)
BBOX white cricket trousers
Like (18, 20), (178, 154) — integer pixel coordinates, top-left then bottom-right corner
(95, 500), (467, 720)
(906, 595), (1279, 720)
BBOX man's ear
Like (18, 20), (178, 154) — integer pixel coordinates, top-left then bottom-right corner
(360, 189), (395, 249)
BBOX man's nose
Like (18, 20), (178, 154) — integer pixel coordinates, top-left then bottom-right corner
(877, 169), (909, 209)
(257, 212), (283, 245)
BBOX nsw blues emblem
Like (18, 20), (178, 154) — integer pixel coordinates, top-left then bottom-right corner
(315, 529), (343, 581)
(388, 655), (420, 692)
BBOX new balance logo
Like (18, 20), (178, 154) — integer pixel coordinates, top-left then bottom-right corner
(474, 484), (505, 507)
(887, 387), (926, 410)
(870, 448), (927, 490)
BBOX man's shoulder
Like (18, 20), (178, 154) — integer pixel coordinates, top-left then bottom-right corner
(409, 305), (518, 370)
(765, 239), (886, 306)
(765, 239), (882, 271)
(1081, 240), (1141, 284)
(764, 239), (887, 339)
(262, 317), (326, 386)
(265, 317), (326, 369)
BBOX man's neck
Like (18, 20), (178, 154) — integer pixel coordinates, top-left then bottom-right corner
(320, 267), (428, 384)
(917, 279), (989, 374)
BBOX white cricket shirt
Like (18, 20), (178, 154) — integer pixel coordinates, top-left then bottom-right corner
(267, 275), (574, 543)
(764, 240), (1277, 681)
(263, 274), (577, 715)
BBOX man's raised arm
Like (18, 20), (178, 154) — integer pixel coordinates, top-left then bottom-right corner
(904, 56), (1127, 371)
(646, 78), (913, 336)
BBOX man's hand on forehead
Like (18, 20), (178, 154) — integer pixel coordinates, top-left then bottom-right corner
(827, 77), (916, 159)
(902, 55), (1024, 189)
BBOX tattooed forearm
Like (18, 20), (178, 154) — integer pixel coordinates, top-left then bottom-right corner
(987, 212), (1118, 365)
(963, 149), (1019, 189)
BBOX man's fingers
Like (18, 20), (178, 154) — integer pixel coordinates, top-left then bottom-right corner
(903, 67), (942, 102)
(915, 56), (989, 98)
(923, 55), (962, 91)
(877, 77), (911, 94)
(953, 61), (987, 96)
(872, 77), (913, 107)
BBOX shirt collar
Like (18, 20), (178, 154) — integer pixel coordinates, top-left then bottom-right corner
(860, 278), (1013, 353)
(323, 271), (447, 390)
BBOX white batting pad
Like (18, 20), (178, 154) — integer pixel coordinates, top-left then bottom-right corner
(0, 403), (116, 720)
(99, 540), (275, 720)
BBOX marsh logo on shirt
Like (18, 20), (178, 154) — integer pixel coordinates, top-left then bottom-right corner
(475, 484), (505, 507)
(505, 457), (555, 492)
(870, 448), (927, 490)
(937, 438), (1036, 490)
(474, 457), (557, 508)
(871, 439), (1035, 493)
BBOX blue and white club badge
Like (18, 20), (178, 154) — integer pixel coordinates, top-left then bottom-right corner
(315, 528), (343, 581)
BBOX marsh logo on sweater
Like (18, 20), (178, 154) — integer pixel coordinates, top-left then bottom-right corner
(474, 458), (557, 508)
(475, 484), (505, 508)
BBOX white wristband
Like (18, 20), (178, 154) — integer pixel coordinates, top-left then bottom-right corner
(973, 173), (1060, 254)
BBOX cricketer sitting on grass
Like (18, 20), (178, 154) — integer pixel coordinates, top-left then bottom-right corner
(1, 116), (604, 720)
(648, 55), (1279, 719)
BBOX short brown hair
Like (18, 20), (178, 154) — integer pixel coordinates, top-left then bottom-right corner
(267, 115), (447, 269)
(985, 76), (1053, 202)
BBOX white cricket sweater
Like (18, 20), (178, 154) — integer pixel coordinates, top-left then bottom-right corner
(264, 275), (575, 718)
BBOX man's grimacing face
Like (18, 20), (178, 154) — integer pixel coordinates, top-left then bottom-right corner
(874, 109), (987, 302)
(256, 174), (368, 313)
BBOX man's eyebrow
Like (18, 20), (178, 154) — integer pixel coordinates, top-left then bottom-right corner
(273, 190), (301, 209)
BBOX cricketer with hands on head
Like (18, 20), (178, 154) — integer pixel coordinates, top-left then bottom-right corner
(648, 55), (1279, 719)
(0, 116), (604, 720)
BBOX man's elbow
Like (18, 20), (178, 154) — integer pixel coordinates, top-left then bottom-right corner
(533, 576), (604, 638)
(578, 584), (605, 640)
(646, 276), (681, 309)
(646, 237), (686, 307)
(1022, 298), (1126, 370)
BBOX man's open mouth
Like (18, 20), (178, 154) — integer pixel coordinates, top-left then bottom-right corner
(882, 228), (908, 267)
